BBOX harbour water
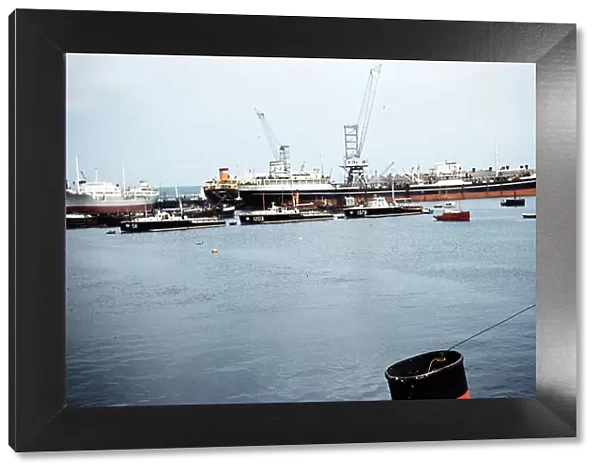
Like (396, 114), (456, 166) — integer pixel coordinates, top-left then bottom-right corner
(67, 197), (536, 407)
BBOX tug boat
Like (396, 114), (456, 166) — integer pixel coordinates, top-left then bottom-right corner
(344, 196), (430, 219)
(238, 202), (333, 225)
(120, 210), (225, 233)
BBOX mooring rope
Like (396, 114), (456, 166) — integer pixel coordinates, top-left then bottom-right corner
(446, 303), (536, 352)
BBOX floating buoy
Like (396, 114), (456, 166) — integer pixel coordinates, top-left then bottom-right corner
(211, 248), (218, 254)
(385, 350), (470, 400)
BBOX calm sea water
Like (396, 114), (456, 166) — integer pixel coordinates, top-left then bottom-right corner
(66, 197), (536, 407)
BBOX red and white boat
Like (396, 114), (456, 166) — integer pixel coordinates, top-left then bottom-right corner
(433, 201), (471, 222)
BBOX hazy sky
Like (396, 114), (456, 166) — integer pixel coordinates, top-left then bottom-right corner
(66, 54), (535, 186)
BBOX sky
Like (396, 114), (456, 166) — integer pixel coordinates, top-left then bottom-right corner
(66, 54), (535, 187)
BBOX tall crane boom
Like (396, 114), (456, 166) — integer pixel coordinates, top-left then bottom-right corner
(255, 108), (281, 161)
(356, 64), (382, 158)
(255, 108), (291, 173)
(380, 161), (395, 177)
(341, 64), (383, 187)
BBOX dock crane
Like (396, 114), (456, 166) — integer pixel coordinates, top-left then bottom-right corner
(341, 64), (383, 187)
(255, 108), (291, 174)
(379, 161), (395, 179)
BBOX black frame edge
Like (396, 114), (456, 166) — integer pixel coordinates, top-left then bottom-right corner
(11, 9), (68, 452)
(9, 9), (16, 452)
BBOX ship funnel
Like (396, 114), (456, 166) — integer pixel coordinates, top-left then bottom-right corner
(385, 350), (470, 400)
(219, 168), (230, 181)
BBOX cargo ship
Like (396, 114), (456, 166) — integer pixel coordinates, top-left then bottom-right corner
(66, 180), (160, 214)
(204, 159), (536, 212)
(66, 158), (159, 214)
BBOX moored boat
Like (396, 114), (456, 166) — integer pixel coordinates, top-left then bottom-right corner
(120, 211), (225, 233)
(238, 202), (333, 225)
(66, 213), (98, 229)
(67, 157), (159, 214)
(522, 213), (536, 219)
(500, 198), (526, 207)
(433, 209), (471, 222)
(344, 196), (429, 219)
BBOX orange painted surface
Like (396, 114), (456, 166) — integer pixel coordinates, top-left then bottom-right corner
(458, 391), (471, 400)
(298, 187), (535, 207)
(408, 188), (536, 202)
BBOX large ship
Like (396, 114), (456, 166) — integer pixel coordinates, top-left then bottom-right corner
(66, 160), (159, 214)
(203, 158), (536, 212)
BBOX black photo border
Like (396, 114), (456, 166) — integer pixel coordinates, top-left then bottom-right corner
(9, 9), (577, 452)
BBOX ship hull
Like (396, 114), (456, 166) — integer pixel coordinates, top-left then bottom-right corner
(344, 207), (426, 219)
(66, 191), (158, 214)
(434, 211), (471, 222)
(203, 188), (243, 208)
(120, 219), (225, 233)
(237, 179), (536, 210)
(238, 212), (334, 225)
(66, 215), (98, 229)
(500, 199), (526, 207)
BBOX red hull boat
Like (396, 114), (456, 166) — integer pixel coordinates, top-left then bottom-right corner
(433, 210), (471, 222)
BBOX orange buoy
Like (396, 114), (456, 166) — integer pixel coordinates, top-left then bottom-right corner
(385, 350), (470, 400)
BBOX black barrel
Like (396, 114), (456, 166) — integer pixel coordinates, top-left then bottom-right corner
(385, 350), (470, 400)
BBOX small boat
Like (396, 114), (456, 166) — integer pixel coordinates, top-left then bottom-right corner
(344, 196), (428, 219)
(120, 210), (226, 233)
(522, 213), (536, 219)
(501, 198), (526, 207)
(433, 209), (471, 222)
(433, 204), (443, 209)
(239, 202), (333, 225)
(66, 213), (98, 229)
(105, 230), (117, 235)
(500, 192), (526, 207)
(228, 221), (238, 226)
(444, 201), (457, 208)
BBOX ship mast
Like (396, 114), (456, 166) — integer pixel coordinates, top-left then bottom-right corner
(495, 142), (499, 177)
(122, 164), (126, 192)
(320, 150), (324, 177)
(176, 185), (183, 217)
(75, 154), (80, 193)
